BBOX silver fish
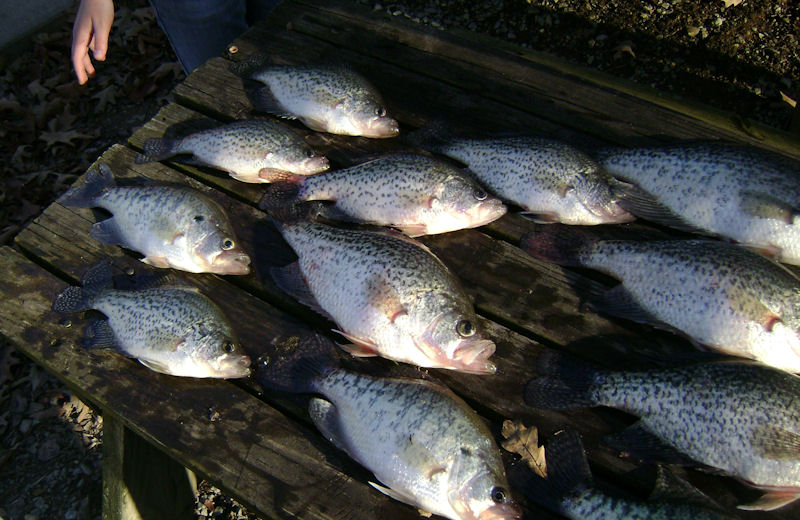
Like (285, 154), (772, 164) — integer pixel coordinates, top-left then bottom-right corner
(259, 153), (507, 236)
(249, 64), (400, 138)
(409, 130), (633, 225)
(135, 120), (330, 183)
(60, 163), (250, 275)
(255, 332), (520, 520)
(525, 353), (800, 511)
(522, 227), (800, 373)
(510, 430), (737, 519)
(52, 261), (251, 378)
(270, 207), (496, 373)
(596, 142), (800, 265)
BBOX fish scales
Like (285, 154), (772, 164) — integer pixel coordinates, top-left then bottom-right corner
(275, 217), (496, 373)
(418, 135), (631, 225)
(596, 143), (800, 264)
(265, 153), (506, 236)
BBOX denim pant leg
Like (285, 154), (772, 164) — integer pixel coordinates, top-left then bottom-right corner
(246, 0), (283, 25)
(149, 0), (249, 73)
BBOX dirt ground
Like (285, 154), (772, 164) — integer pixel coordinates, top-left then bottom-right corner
(1, 1), (797, 519)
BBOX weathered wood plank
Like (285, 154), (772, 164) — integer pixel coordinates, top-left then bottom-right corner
(0, 246), (416, 520)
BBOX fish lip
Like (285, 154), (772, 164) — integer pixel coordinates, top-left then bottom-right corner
(451, 339), (497, 374)
(363, 117), (400, 138)
(212, 251), (251, 275)
(582, 199), (635, 223)
(477, 503), (522, 520)
(475, 200), (507, 224)
(304, 155), (330, 174)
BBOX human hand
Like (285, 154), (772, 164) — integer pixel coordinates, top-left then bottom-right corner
(71, 0), (115, 84)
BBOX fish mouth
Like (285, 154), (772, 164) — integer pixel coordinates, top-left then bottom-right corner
(217, 355), (252, 378)
(477, 503), (522, 520)
(212, 251), (251, 275)
(362, 117), (400, 138)
(451, 339), (497, 375)
(582, 198), (635, 224)
(302, 155), (330, 174)
(472, 200), (507, 226)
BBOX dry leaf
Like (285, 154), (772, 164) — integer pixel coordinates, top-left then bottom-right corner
(39, 130), (95, 147)
(92, 85), (118, 113)
(780, 91), (797, 108)
(149, 61), (183, 82)
(722, 0), (743, 7)
(613, 40), (635, 59)
(501, 419), (547, 477)
(27, 79), (49, 101)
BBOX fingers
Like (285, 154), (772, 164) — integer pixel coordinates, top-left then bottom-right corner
(89, 13), (112, 61)
(70, 0), (114, 84)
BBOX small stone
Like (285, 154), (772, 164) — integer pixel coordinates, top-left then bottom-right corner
(37, 439), (59, 461)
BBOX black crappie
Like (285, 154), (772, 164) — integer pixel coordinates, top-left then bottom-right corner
(522, 227), (800, 373)
(135, 120), (329, 183)
(596, 142), (800, 265)
(52, 261), (251, 378)
(259, 153), (506, 236)
(409, 129), (632, 225)
(270, 206), (497, 373)
(255, 332), (520, 520)
(248, 64), (399, 138)
(524, 352), (800, 511)
(510, 430), (737, 520)
(59, 163), (250, 275)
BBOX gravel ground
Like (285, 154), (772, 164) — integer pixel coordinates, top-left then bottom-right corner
(1, 1), (797, 519)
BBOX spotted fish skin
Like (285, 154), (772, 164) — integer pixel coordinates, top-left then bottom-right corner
(260, 153), (506, 236)
(271, 211), (496, 373)
(525, 355), (800, 510)
(412, 133), (632, 225)
(255, 333), (520, 520)
(59, 163), (250, 275)
(510, 430), (736, 520)
(136, 120), (329, 183)
(250, 65), (400, 138)
(523, 227), (800, 373)
(52, 262), (251, 378)
(596, 143), (800, 265)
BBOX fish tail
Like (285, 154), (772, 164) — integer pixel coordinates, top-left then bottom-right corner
(520, 226), (598, 266)
(59, 163), (116, 208)
(258, 176), (306, 211)
(524, 350), (601, 409)
(254, 332), (339, 393)
(135, 138), (182, 163)
(405, 121), (454, 152)
(266, 200), (327, 227)
(51, 260), (113, 313)
(509, 430), (592, 514)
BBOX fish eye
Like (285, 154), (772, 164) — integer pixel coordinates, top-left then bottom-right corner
(456, 319), (476, 337)
(222, 342), (236, 353)
(490, 487), (507, 504)
(473, 188), (487, 201)
(221, 238), (235, 250)
(306, 149), (315, 158)
(375, 107), (387, 117)
(194, 215), (205, 222)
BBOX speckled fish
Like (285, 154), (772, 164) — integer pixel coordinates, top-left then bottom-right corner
(256, 332), (520, 520)
(409, 129), (633, 225)
(52, 261), (251, 378)
(248, 64), (400, 138)
(59, 163), (250, 274)
(595, 142), (800, 265)
(509, 430), (737, 520)
(259, 153), (507, 236)
(270, 206), (496, 373)
(525, 353), (800, 511)
(135, 120), (330, 183)
(522, 227), (800, 373)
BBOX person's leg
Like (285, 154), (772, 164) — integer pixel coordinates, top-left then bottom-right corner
(149, 0), (248, 73)
(245, 0), (282, 26)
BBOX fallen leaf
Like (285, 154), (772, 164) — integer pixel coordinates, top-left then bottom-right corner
(149, 61), (183, 82)
(722, 0), (743, 7)
(501, 419), (547, 477)
(613, 40), (635, 59)
(780, 91), (797, 108)
(39, 130), (95, 147)
(687, 25), (701, 37)
(92, 85), (118, 113)
(27, 79), (49, 101)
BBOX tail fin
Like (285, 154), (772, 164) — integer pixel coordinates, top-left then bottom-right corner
(135, 138), (182, 163)
(520, 226), (599, 266)
(509, 430), (593, 514)
(405, 121), (454, 152)
(267, 200), (327, 227)
(60, 163), (116, 208)
(259, 176), (306, 211)
(52, 261), (113, 313)
(254, 332), (340, 394)
(524, 350), (602, 410)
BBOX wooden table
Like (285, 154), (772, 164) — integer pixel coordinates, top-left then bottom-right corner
(2, 1), (799, 519)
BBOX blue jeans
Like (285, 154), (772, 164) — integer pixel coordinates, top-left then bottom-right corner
(149, 0), (281, 73)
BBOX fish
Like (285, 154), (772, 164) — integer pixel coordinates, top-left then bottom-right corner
(408, 128), (633, 225)
(52, 261), (251, 378)
(135, 119), (330, 183)
(595, 142), (800, 265)
(269, 205), (497, 373)
(522, 226), (800, 373)
(247, 64), (400, 138)
(259, 153), (507, 236)
(524, 351), (800, 511)
(509, 430), (737, 519)
(255, 332), (521, 520)
(59, 163), (250, 275)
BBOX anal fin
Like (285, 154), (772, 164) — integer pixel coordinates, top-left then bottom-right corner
(83, 320), (118, 351)
(368, 481), (420, 509)
(90, 218), (127, 247)
(738, 490), (800, 511)
(308, 397), (349, 453)
(605, 422), (697, 466)
(270, 262), (333, 320)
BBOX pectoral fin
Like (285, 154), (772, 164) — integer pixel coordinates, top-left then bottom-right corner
(740, 190), (800, 224)
(365, 272), (408, 324)
(723, 283), (782, 332)
(333, 331), (380, 357)
(139, 359), (174, 375)
(752, 425), (800, 461)
(270, 262), (334, 320)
